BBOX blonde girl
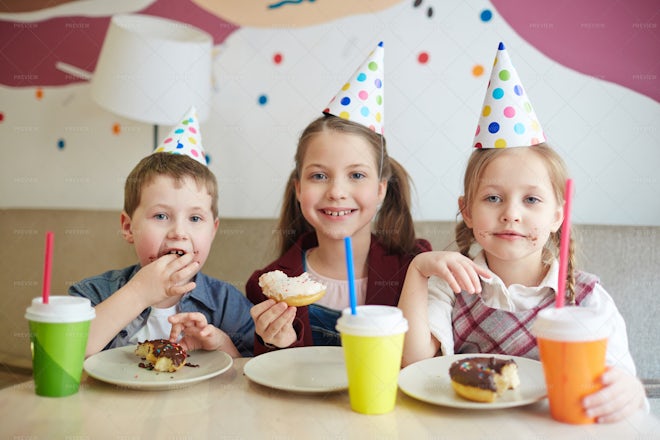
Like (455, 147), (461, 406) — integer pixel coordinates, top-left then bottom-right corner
(398, 144), (646, 423)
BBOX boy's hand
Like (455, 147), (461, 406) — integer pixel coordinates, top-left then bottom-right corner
(412, 251), (491, 294)
(250, 300), (297, 348)
(168, 312), (235, 353)
(131, 253), (199, 304)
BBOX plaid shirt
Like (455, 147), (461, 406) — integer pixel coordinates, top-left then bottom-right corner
(451, 271), (599, 359)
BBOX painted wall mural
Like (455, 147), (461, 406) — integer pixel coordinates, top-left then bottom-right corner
(0, 0), (658, 225)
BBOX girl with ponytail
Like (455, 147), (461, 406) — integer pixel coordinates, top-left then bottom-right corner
(247, 115), (431, 353)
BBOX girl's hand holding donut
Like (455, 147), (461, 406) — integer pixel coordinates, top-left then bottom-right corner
(250, 300), (298, 348)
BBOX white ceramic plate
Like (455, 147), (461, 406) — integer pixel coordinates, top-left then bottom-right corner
(244, 346), (348, 393)
(83, 346), (233, 390)
(398, 353), (547, 409)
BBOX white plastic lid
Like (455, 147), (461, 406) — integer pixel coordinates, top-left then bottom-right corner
(532, 306), (613, 342)
(25, 296), (95, 323)
(335, 305), (408, 337)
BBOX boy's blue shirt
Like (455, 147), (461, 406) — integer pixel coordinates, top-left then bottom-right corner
(69, 264), (254, 357)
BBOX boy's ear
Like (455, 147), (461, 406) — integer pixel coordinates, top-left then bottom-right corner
(120, 211), (134, 243)
(458, 196), (473, 228)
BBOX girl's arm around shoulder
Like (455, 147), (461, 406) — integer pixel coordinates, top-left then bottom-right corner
(398, 251), (492, 367)
(407, 251), (491, 295)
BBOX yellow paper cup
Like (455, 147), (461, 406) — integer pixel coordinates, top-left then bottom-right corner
(532, 306), (612, 424)
(336, 305), (408, 414)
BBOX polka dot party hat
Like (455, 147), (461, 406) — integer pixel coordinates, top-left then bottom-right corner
(323, 41), (384, 134)
(154, 106), (207, 165)
(473, 42), (546, 149)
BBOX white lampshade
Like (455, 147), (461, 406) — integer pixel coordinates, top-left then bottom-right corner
(91, 14), (212, 125)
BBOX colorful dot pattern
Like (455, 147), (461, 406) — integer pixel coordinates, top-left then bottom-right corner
(324, 41), (385, 134)
(473, 42), (545, 149)
(154, 107), (207, 165)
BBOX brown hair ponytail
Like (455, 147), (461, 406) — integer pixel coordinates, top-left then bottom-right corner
(375, 157), (417, 255)
(276, 170), (313, 257)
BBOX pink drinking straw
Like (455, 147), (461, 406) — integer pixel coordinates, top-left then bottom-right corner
(42, 231), (54, 304)
(556, 179), (574, 308)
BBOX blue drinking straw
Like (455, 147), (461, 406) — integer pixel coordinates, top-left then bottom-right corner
(344, 236), (357, 315)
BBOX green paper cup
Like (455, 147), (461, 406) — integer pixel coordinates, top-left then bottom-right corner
(336, 306), (408, 414)
(25, 296), (95, 397)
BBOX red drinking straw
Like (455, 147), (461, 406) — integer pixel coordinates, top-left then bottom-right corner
(42, 231), (54, 304)
(556, 179), (573, 308)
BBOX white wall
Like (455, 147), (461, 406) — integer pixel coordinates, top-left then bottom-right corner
(1, 1), (658, 225)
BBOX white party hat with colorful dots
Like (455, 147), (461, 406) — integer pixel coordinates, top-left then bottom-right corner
(154, 106), (207, 165)
(323, 41), (384, 134)
(472, 42), (545, 149)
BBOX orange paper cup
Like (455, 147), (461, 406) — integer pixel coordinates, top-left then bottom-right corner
(532, 306), (612, 424)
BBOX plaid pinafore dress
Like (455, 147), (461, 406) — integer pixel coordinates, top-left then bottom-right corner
(451, 271), (599, 359)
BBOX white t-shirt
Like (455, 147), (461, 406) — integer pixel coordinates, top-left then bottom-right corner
(129, 305), (177, 344)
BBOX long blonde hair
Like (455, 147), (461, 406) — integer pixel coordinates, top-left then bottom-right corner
(276, 115), (417, 257)
(455, 144), (577, 303)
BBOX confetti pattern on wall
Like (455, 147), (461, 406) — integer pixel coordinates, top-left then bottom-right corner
(0, 0), (657, 225)
(412, 0), (433, 18)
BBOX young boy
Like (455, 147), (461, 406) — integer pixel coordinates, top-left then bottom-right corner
(69, 108), (254, 358)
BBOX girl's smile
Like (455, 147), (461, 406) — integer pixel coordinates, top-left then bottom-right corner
(320, 208), (357, 218)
